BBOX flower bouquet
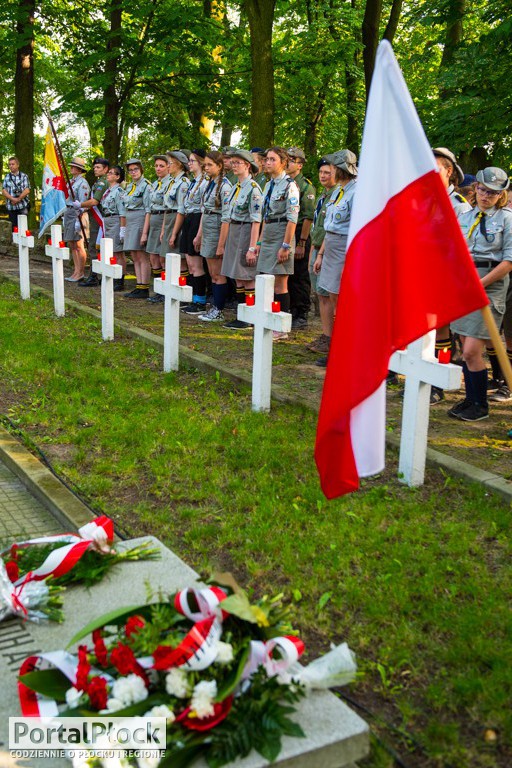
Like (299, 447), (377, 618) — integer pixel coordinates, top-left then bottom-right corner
(18, 579), (357, 767)
(1, 516), (159, 622)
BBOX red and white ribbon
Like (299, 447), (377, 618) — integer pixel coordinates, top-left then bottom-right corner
(174, 586), (227, 622)
(243, 635), (305, 680)
(9, 516), (115, 585)
(153, 615), (222, 672)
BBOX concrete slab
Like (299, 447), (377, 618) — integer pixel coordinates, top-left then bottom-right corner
(0, 537), (369, 768)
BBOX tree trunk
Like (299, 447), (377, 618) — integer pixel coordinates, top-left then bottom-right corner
(441, 0), (466, 66)
(103, 0), (122, 162)
(345, 61), (360, 150)
(14, 0), (35, 212)
(245, 0), (276, 147)
(220, 125), (233, 147)
(383, 0), (403, 44)
(361, 0), (382, 99)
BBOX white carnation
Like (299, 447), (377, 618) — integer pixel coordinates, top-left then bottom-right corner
(165, 668), (190, 698)
(111, 674), (148, 706)
(144, 704), (176, 723)
(65, 686), (83, 709)
(215, 641), (234, 664)
(191, 679), (217, 719)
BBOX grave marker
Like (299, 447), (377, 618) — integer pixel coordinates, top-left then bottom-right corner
(45, 224), (70, 317)
(238, 274), (292, 412)
(12, 214), (34, 300)
(389, 330), (462, 486)
(91, 237), (122, 340)
(153, 252), (193, 372)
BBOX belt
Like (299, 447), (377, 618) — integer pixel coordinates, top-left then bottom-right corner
(204, 210), (221, 215)
(230, 220), (248, 225)
(103, 213), (119, 218)
(151, 209), (167, 214)
(265, 216), (287, 224)
(474, 259), (496, 268)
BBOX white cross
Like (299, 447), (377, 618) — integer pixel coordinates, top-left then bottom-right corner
(153, 253), (193, 371)
(45, 224), (70, 317)
(12, 214), (34, 300)
(389, 330), (462, 486)
(237, 274), (292, 412)
(91, 238), (123, 340)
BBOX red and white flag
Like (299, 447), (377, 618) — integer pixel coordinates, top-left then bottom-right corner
(315, 40), (488, 499)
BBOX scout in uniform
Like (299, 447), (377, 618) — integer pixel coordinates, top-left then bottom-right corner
(63, 157), (90, 282)
(78, 157), (109, 287)
(146, 154), (171, 297)
(307, 158), (337, 356)
(313, 149), (358, 365)
(220, 149), (263, 330)
(193, 151), (232, 322)
(170, 149), (209, 314)
(101, 165), (127, 291)
(256, 146), (300, 340)
(449, 167), (512, 421)
(221, 147), (238, 185)
(430, 147), (473, 402)
(251, 147), (268, 190)
(286, 147), (316, 330)
(122, 158), (152, 298)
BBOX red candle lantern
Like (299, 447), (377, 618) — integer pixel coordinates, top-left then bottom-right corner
(110, 256), (117, 265)
(97, 253), (101, 261)
(48, 238), (52, 246)
(271, 301), (281, 313)
(178, 275), (187, 286)
(13, 227), (18, 233)
(438, 347), (451, 364)
(59, 241), (66, 248)
(25, 230), (31, 236)
(161, 271), (166, 281)
(246, 293), (255, 306)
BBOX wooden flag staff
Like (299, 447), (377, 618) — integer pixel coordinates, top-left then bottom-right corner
(481, 305), (512, 390)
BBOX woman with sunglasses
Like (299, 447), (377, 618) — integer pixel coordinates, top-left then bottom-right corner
(449, 167), (512, 421)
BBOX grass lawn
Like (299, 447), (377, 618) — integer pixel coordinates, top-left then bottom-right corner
(0, 277), (510, 768)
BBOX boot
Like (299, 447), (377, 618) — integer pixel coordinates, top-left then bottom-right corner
(113, 277), (125, 292)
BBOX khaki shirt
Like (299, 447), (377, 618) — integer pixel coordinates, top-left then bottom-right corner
(310, 188), (335, 248)
(150, 174), (170, 212)
(100, 184), (126, 216)
(324, 179), (357, 235)
(261, 172), (300, 224)
(448, 185), (472, 216)
(123, 177), (152, 212)
(179, 174), (208, 215)
(90, 177), (108, 209)
(227, 176), (263, 223)
(201, 176), (232, 223)
(163, 172), (189, 211)
(66, 175), (90, 205)
(293, 171), (316, 225)
(458, 206), (512, 263)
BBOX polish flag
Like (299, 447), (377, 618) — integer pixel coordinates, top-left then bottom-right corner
(315, 41), (488, 499)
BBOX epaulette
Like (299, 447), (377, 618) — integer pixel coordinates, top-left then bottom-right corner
(454, 192), (468, 203)
(305, 178), (313, 185)
(251, 181), (257, 188)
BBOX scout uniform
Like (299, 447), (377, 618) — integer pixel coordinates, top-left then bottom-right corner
(318, 179), (357, 295)
(200, 176), (232, 258)
(178, 173), (209, 255)
(122, 164), (152, 252)
(221, 175), (263, 281)
(161, 156), (190, 256)
(288, 161), (316, 323)
(101, 184), (126, 252)
(63, 165), (90, 242)
(255, 171), (268, 189)
(258, 173), (300, 275)
(146, 172), (170, 255)
(87, 174), (109, 260)
(309, 188), (332, 298)
(448, 184), (472, 216)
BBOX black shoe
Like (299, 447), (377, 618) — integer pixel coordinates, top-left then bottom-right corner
(223, 319), (251, 330)
(448, 399), (471, 419)
(125, 287), (149, 299)
(180, 303), (196, 313)
(113, 278), (125, 292)
(487, 377), (504, 392)
(79, 275), (100, 287)
(183, 302), (207, 315)
(315, 356), (328, 368)
(147, 294), (165, 304)
(458, 403), (489, 422)
(430, 387), (444, 405)
(291, 315), (308, 330)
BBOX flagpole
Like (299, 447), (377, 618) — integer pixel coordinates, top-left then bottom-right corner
(480, 306), (512, 390)
(42, 105), (89, 249)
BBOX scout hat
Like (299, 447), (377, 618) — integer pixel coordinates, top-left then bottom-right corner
(317, 157), (331, 169)
(125, 158), (143, 170)
(230, 148), (259, 175)
(153, 154), (170, 163)
(166, 150), (189, 168)
(221, 146), (237, 156)
(324, 150), (358, 176)
(69, 157), (87, 172)
(93, 157), (109, 168)
(250, 147), (266, 156)
(476, 167), (510, 191)
(432, 147), (464, 186)
(180, 149), (192, 158)
(287, 147), (306, 162)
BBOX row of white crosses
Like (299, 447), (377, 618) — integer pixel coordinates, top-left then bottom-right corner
(13, 216), (459, 487)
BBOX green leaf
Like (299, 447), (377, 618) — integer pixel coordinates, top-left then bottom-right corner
(317, 592), (332, 611)
(219, 593), (259, 624)
(215, 644), (250, 701)
(66, 603), (160, 648)
(257, 734), (282, 762)
(18, 669), (70, 700)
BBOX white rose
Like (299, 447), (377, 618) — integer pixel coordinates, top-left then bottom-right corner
(65, 686), (83, 709)
(165, 668), (190, 698)
(191, 679), (217, 719)
(144, 704), (176, 723)
(112, 674), (148, 706)
(215, 641), (234, 664)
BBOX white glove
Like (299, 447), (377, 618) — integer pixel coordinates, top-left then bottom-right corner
(74, 220), (81, 233)
(72, 200), (82, 209)
(119, 226), (126, 240)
